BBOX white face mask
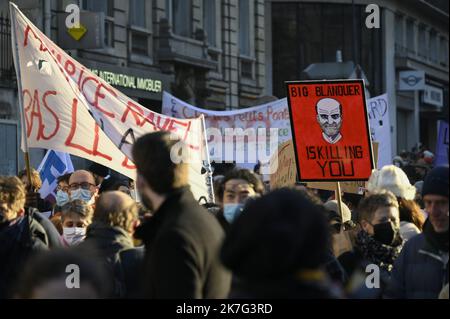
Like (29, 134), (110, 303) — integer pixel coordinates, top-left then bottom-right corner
(70, 188), (94, 205)
(63, 227), (86, 246)
(56, 190), (70, 206)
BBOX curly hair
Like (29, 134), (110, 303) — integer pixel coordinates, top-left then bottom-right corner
(18, 168), (42, 191)
(0, 176), (26, 214)
(94, 200), (138, 232)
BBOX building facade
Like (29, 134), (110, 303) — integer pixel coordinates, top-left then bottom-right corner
(266, 0), (449, 159)
(0, 0), (267, 174)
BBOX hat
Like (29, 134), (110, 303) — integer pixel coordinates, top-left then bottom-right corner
(422, 166), (449, 198)
(367, 165), (416, 200)
(88, 163), (109, 178)
(324, 200), (352, 223)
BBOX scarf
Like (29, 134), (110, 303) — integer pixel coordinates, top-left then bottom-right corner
(355, 230), (404, 272)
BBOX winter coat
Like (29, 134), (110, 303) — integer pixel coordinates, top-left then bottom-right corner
(83, 223), (144, 298)
(0, 214), (49, 298)
(135, 186), (231, 298)
(385, 233), (449, 299)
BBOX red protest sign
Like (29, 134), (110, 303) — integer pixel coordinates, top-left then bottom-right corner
(286, 80), (374, 181)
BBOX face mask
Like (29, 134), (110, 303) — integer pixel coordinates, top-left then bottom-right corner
(70, 188), (94, 204)
(372, 221), (398, 246)
(56, 190), (70, 206)
(130, 189), (136, 201)
(63, 227), (86, 246)
(223, 204), (244, 224)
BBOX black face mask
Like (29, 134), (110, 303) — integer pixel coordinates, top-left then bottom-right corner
(372, 221), (398, 246)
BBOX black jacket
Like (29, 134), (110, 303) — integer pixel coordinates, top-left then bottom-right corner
(135, 186), (231, 298)
(31, 209), (62, 248)
(0, 214), (48, 298)
(385, 233), (449, 299)
(83, 223), (144, 298)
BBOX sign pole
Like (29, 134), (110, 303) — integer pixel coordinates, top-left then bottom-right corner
(335, 182), (343, 220)
(10, 3), (32, 188)
(200, 115), (215, 203)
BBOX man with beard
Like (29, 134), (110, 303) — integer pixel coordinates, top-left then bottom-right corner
(386, 166), (449, 299)
(316, 98), (343, 144)
(132, 131), (231, 298)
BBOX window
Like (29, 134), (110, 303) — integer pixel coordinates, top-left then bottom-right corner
(129, 0), (149, 56)
(82, 0), (114, 47)
(439, 37), (448, 66)
(429, 30), (438, 62)
(418, 25), (427, 58)
(395, 14), (404, 49)
(203, 0), (216, 46)
(170, 0), (192, 37)
(130, 0), (146, 28)
(239, 0), (250, 56)
(406, 19), (415, 53)
(82, 0), (113, 16)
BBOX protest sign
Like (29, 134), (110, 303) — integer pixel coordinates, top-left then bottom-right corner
(307, 142), (378, 194)
(269, 140), (297, 189)
(286, 80), (374, 181)
(10, 3), (211, 200)
(435, 120), (449, 166)
(162, 92), (291, 170)
(366, 94), (392, 168)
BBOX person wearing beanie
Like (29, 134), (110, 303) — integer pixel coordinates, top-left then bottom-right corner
(386, 166), (449, 299)
(368, 165), (425, 241)
(324, 200), (356, 258)
(220, 188), (341, 298)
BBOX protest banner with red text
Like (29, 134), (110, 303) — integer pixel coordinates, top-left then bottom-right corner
(10, 3), (210, 200)
(286, 80), (374, 181)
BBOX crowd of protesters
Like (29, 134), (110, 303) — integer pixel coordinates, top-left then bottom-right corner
(0, 133), (448, 299)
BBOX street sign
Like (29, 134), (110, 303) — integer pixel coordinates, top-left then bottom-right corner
(286, 79), (374, 181)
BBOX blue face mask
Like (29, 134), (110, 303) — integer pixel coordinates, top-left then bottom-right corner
(223, 204), (244, 224)
(56, 190), (70, 206)
(70, 188), (94, 203)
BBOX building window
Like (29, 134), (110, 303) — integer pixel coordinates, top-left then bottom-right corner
(395, 14), (404, 50)
(239, 0), (250, 56)
(406, 19), (415, 53)
(130, 0), (146, 28)
(129, 0), (149, 56)
(439, 37), (448, 66)
(429, 30), (438, 62)
(82, 0), (114, 47)
(168, 0), (192, 37)
(418, 25), (427, 58)
(203, 0), (216, 47)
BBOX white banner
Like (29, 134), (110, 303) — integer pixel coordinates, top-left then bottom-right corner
(10, 3), (210, 201)
(162, 92), (292, 169)
(366, 94), (392, 168)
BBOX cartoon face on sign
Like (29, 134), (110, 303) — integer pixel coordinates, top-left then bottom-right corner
(316, 98), (343, 144)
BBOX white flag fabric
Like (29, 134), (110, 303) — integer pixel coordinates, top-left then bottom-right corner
(37, 149), (74, 201)
(10, 3), (210, 200)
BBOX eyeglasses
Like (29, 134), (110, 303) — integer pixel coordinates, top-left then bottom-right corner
(69, 182), (96, 191)
(56, 185), (69, 192)
(330, 220), (356, 234)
